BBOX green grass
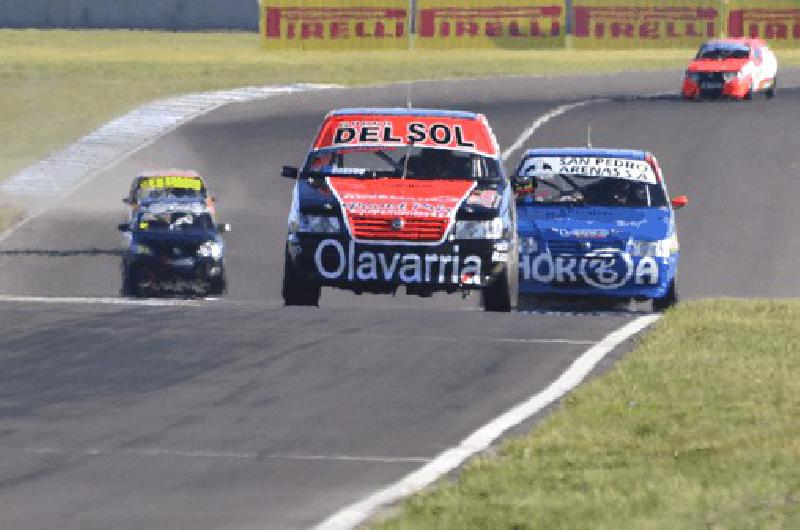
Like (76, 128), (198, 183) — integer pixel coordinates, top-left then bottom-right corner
(3, 30), (800, 185)
(371, 300), (800, 530)
(0, 204), (24, 233)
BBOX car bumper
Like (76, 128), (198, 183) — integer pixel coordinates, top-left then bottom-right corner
(682, 77), (751, 99)
(518, 251), (678, 299)
(127, 256), (224, 280)
(288, 234), (511, 291)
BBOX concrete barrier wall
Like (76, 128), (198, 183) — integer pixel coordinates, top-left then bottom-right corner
(0, 0), (259, 30)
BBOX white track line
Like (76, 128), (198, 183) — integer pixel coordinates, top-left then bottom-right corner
(501, 99), (607, 162)
(0, 294), (211, 307)
(316, 314), (660, 530)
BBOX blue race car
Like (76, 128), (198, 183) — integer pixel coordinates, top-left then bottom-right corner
(118, 198), (231, 297)
(512, 148), (688, 311)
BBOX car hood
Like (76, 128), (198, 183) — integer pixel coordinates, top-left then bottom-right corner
(688, 58), (749, 73)
(132, 230), (216, 245)
(518, 206), (672, 242)
(324, 177), (481, 242)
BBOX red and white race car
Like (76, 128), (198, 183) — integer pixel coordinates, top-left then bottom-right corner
(682, 38), (778, 100)
(280, 108), (518, 311)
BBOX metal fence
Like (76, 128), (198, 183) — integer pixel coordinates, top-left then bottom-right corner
(0, 0), (259, 30)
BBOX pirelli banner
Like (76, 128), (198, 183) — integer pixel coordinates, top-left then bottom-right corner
(260, 0), (409, 50)
(727, 0), (800, 47)
(414, 0), (566, 49)
(572, 0), (720, 48)
(260, 0), (564, 49)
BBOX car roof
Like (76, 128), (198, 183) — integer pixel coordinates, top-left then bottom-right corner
(138, 170), (203, 179)
(329, 108), (480, 120)
(701, 38), (765, 49)
(522, 148), (648, 161)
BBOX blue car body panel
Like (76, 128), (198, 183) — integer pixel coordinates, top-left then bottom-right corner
(516, 149), (679, 300)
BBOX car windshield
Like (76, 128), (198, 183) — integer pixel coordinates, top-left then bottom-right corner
(518, 156), (669, 208)
(134, 177), (207, 202)
(303, 146), (501, 181)
(697, 46), (749, 60)
(136, 211), (214, 231)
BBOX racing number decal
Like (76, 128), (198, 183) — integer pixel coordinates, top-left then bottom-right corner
(519, 250), (660, 289)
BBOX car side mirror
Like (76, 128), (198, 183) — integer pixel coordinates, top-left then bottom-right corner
(118, 223), (131, 232)
(282, 166), (298, 179)
(671, 195), (688, 209)
(217, 223), (231, 233)
(512, 174), (537, 197)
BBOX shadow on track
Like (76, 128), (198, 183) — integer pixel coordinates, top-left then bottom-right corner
(0, 248), (123, 257)
(517, 294), (656, 316)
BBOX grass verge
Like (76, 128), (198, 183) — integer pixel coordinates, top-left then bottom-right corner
(3, 30), (800, 184)
(371, 300), (800, 530)
(0, 204), (25, 233)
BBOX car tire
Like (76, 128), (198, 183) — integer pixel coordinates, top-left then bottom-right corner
(122, 264), (140, 298)
(482, 257), (518, 313)
(282, 246), (321, 306)
(207, 273), (226, 297)
(653, 279), (678, 312)
(766, 77), (777, 99)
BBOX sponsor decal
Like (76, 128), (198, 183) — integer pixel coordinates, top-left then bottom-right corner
(728, 6), (800, 42)
(261, 1), (408, 50)
(332, 121), (477, 149)
(617, 219), (648, 228)
(314, 114), (499, 157)
(139, 176), (203, 192)
(573, 3), (718, 47)
(466, 189), (500, 208)
(520, 156), (658, 184)
(314, 239), (482, 284)
(417, 3), (563, 43)
(554, 228), (610, 239)
(327, 178), (475, 243)
(520, 250), (660, 289)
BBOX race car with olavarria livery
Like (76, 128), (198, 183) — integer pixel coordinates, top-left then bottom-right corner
(281, 108), (518, 311)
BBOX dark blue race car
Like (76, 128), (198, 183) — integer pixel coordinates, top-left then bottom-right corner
(118, 198), (231, 297)
(512, 148), (688, 311)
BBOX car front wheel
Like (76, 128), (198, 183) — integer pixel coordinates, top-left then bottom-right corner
(207, 273), (226, 297)
(653, 279), (678, 312)
(482, 259), (518, 313)
(122, 264), (141, 298)
(282, 246), (321, 306)
(767, 77), (778, 99)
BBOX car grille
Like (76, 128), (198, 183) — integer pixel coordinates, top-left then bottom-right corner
(547, 240), (626, 255)
(349, 215), (449, 242)
(149, 242), (200, 258)
(698, 72), (725, 84)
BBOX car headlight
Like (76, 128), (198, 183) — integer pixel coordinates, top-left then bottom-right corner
(455, 218), (504, 240)
(723, 72), (737, 83)
(133, 243), (152, 256)
(197, 241), (223, 259)
(298, 214), (341, 234)
(630, 233), (679, 258)
(686, 71), (700, 82)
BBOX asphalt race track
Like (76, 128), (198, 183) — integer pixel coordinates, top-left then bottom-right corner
(0, 69), (798, 529)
